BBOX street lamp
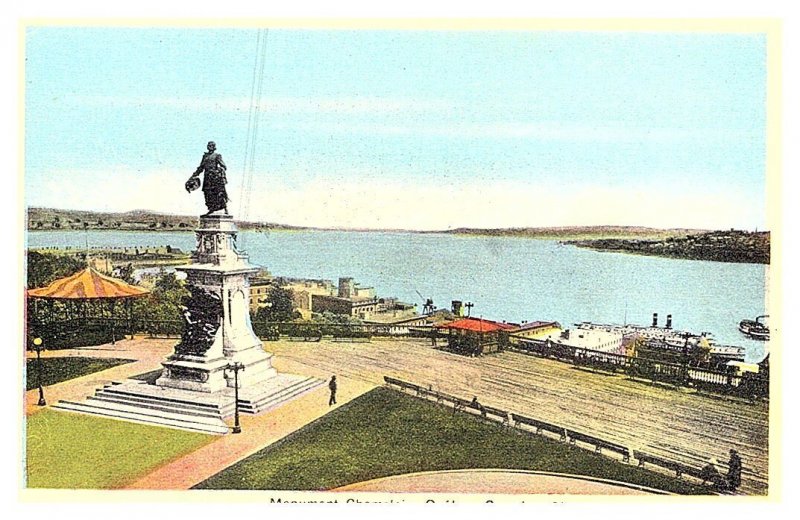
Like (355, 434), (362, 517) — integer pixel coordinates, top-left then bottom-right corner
(681, 333), (691, 386)
(32, 337), (46, 406)
(225, 362), (245, 434)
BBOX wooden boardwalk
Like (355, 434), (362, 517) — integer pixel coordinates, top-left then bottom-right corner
(269, 338), (769, 495)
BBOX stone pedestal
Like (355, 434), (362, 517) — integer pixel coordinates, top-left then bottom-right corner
(156, 214), (277, 392)
(53, 208), (324, 434)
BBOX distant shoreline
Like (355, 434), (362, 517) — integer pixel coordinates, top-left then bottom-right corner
(27, 207), (729, 240)
(26, 207), (769, 264)
(566, 230), (770, 265)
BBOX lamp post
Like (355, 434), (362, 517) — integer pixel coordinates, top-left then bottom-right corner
(225, 362), (245, 434)
(681, 333), (691, 386)
(33, 337), (46, 406)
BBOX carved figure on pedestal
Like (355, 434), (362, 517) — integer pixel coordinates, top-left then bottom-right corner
(186, 141), (229, 216)
(175, 286), (224, 356)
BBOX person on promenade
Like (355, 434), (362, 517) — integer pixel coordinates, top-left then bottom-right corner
(727, 449), (742, 492)
(328, 375), (337, 406)
(470, 396), (486, 418)
(699, 458), (726, 491)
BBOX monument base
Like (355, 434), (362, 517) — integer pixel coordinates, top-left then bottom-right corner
(53, 373), (325, 435)
(154, 346), (279, 393)
(155, 355), (230, 393)
(226, 346), (279, 388)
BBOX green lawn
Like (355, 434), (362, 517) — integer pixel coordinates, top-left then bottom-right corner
(196, 387), (708, 494)
(26, 410), (216, 489)
(26, 356), (134, 390)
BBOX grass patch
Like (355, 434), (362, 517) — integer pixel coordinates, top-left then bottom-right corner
(25, 409), (216, 489)
(196, 387), (708, 494)
(26, 357), (134, 390)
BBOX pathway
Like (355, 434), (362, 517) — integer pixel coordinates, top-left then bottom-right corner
(124, 365), (374, 490)
(23, 338), (375, 490)
(335, 469), (665, 495)
(24, 337), (172, 416)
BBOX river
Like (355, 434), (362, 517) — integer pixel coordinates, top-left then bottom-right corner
(26, 229), (770, 362)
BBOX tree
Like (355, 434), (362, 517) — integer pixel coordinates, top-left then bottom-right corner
(27, 251), (84, 289)
(252, 286), (297, 322)
(132, 271), (189, 331)
(309, 311), (363, 326)
(118, 263), (135, 284)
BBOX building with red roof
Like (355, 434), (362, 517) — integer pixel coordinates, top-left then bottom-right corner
(436, 317), (516, 356)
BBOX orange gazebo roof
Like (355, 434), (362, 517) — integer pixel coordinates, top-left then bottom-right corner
(27, 267), (149, 300)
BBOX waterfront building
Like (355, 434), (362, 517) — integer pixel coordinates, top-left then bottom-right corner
(337, 277), (376, 299)
(539, 327), (626, 355)
(310, 277), (411, 320)
(512, 320), (562, 339)
(436, 317), (517, 356)
(363, 313), (431, 335)
(312, 293), (380, 319)
(249, 279), (273, 312)
(280, 278), (336, 319)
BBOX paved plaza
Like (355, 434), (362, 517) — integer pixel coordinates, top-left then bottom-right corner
(25, 336), (768, 494)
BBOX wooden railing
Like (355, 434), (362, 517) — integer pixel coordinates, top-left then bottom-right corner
(26, 318), (441, 347)
(508, 336), (768, 400)
(384, 375), (728, 491)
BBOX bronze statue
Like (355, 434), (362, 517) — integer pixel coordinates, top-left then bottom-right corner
(175, 286), (223, 356)
(186, 141), (229, 216)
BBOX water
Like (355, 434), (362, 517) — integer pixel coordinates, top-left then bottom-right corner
(27, 229), (770, 362)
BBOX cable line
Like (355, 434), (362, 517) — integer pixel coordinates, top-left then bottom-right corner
(238, 28), (269, 250)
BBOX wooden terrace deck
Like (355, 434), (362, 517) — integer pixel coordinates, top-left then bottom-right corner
(269, 337), (769, 495)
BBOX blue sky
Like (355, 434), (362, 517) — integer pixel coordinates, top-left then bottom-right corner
(24, 27), (768, 230)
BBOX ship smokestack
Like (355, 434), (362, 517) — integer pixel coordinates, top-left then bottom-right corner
(666, 314), (673, 329)
(652, 313), (658, 327)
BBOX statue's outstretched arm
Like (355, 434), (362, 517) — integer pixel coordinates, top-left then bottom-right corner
(192, 159), (205, 176)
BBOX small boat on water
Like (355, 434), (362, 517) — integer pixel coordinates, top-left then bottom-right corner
(739, 315), (770, 340)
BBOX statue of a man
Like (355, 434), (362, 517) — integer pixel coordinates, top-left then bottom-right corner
(186, 141), (229, 216)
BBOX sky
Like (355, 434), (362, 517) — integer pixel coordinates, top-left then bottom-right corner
(24, 27), (768, 230)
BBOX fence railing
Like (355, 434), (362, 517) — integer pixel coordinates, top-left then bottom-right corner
(26, 318), (767, 400)
(383, 375), (727, 492)
(508, 336), (768, 400)
(26, 318), (439, 348)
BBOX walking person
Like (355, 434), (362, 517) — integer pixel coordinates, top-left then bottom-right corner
(727, 449), (742, 492)
(328, 375), (337, 406)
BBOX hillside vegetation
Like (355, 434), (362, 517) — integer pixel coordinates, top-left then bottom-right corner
(27, 207), (300, 232)
(441, 226), (707, 240)
(566, 230), (770, 264)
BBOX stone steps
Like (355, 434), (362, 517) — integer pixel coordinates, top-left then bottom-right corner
(52, 399), (231, 435)
(94, 384), (234, 418)
(88, 393), (229, 420)
(238, 376), (324, 414)
(51, 375), (325, 435)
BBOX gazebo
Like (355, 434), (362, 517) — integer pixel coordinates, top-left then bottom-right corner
(27, 267), (149, 347)
(436, 317), (517, 356)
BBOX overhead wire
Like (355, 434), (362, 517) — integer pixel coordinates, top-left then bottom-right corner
(238, 28), (269, 250)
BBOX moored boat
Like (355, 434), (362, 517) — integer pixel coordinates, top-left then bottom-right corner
(739, 315), (770, 340)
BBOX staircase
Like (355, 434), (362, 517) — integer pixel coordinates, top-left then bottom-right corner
(237, 374), (324, 414)
(52, 374), (324, 435)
